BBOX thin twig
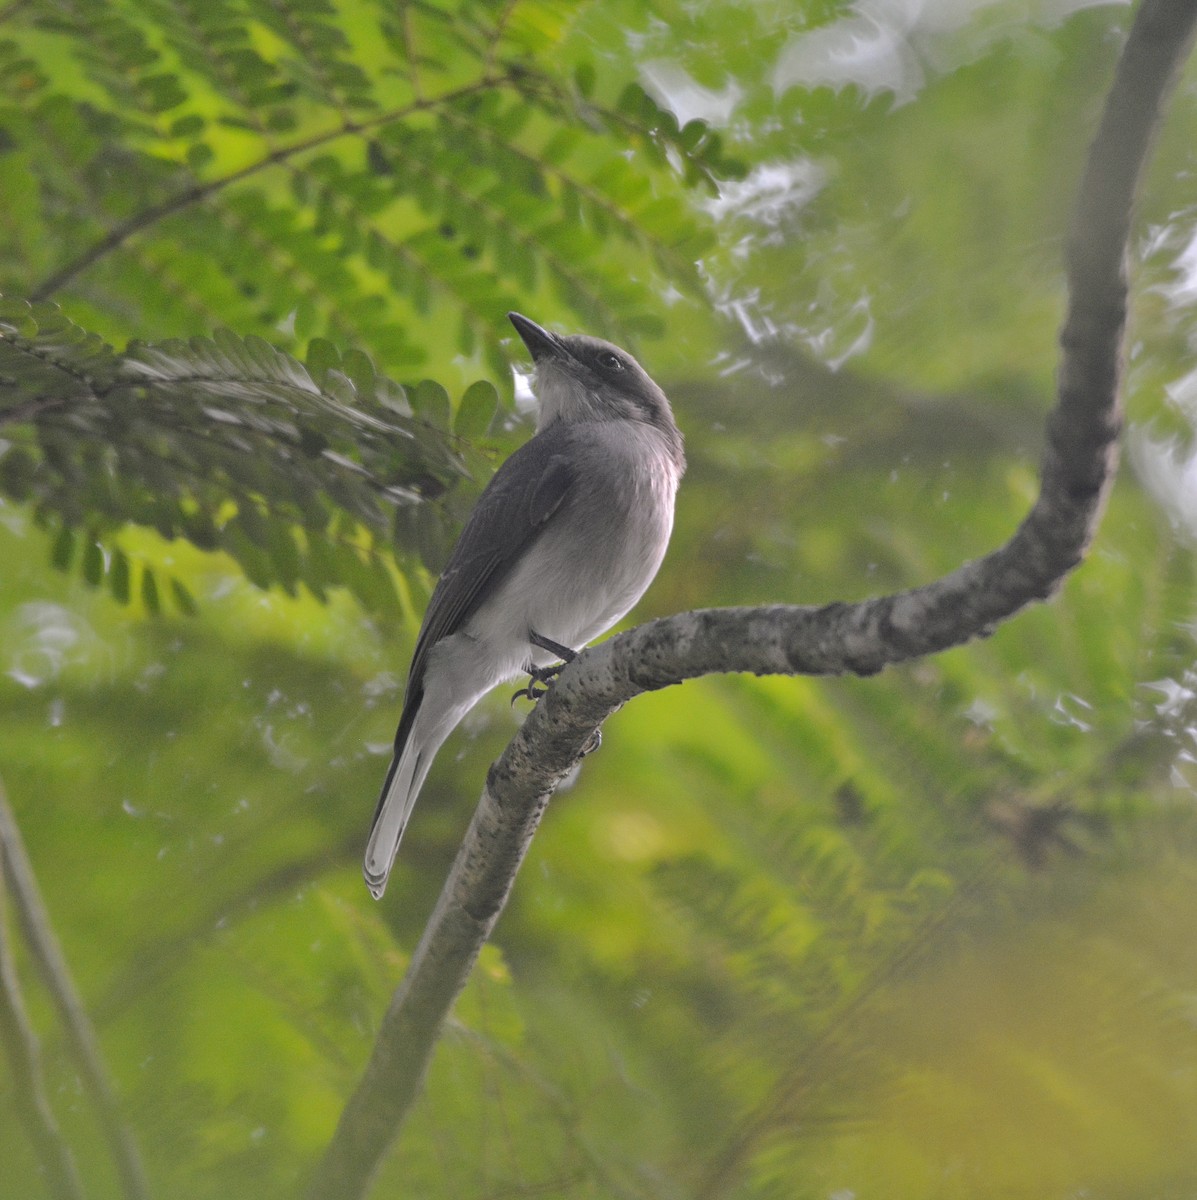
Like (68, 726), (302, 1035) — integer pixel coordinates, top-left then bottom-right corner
(483, 0), (520, 77)
(0, 856), (87, 1200)
(0, 779), (152, 1200)
(304, 1), (1197, 1196)
(30, 77), (513, 302)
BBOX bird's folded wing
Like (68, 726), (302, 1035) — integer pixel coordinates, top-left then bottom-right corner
(405, 421), (577, 690)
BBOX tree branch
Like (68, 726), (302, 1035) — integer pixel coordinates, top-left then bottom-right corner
(0, 0), (34, 24)
(307, 0), (1197, 1194)
(0, 855), (87, 1200)
(0, 780), (152, 1200)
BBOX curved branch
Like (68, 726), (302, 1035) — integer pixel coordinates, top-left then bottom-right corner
(307, 1), (1197, 1195)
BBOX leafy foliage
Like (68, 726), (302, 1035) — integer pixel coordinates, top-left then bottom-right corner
(0, 0), (736, 380)
(0, 297), (480, 613)
(0, 0), (745, 606)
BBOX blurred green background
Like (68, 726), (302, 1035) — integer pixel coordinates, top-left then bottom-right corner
(2, 0), (1197, 1196)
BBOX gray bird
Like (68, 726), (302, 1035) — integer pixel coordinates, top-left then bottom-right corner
(363, 313), (685, 898)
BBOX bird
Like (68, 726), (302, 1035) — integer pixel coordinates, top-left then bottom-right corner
(363, 312), (685, 899)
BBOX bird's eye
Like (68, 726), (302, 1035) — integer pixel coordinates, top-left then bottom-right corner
(598, 352), (624, 371)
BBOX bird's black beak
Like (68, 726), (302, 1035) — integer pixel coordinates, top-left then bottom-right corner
(508, 312), (564, 363)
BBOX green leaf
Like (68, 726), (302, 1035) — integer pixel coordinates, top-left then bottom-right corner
(186, 142), (214, 170)
(140, 565), (160, 614)
(340, 348), (376, 395)
(51, 525), (74, 572)
(110, 547), (131, 604)
(453, 379), (498, 439)
(170, 577), (198, 615)
(169, 113), (205, 137)
(574, 61), (596, 99)
(408, 379), (451, 430)
(0, 447), (35, 501)
(82, 537), (103, 586)
(306, 337), (341, 379)
(678, 118), (708, 152)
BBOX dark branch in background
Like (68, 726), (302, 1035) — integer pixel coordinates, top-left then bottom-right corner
(306, 1), (1197, 1196)
(0, 0), (34, 24)
(0, 780), (152, 1200)
(0, 850), (86, 1200)
(0, 396), (65, 428)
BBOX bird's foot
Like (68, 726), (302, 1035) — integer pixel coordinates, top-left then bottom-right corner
(510, 680), (545, 704)
(510, 662), (563, 706)
(512, 630), (580, 706)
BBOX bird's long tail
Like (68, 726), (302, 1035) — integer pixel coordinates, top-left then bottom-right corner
(364, 692), (446, 899)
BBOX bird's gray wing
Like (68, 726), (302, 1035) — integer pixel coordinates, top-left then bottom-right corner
(405, 420), (576, 692)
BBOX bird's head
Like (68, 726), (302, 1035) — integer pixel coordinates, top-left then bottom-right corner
(508, 312), (682, 463)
